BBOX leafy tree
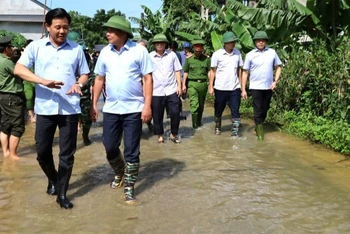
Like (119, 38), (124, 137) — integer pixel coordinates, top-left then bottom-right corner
(69, 9), (125, 50)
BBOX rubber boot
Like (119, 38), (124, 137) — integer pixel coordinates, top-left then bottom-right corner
(197, 112), (203, 127)
(56, 166), (74, 209)
(109, 150), (125, 189)
(82, 126), (91, 146)
(215, 117), (221, 135)
(256, 124), (264, 141)
(191, 113), (198, 129)
(231, 118), (240, 137)
(124, 162), (139, 204)
(39, 162), (58, 195)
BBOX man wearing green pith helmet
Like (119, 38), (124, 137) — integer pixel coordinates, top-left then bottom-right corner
(241, 31), (282, 140)
(210, 31), (243, 136)
(182, 39), (211, 129)
(91, 15), (153, 204)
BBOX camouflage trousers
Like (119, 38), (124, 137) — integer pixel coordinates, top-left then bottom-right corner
(80, 97), (92, 128)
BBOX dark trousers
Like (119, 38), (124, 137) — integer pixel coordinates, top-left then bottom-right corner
(103, 112), (142, 163)
(35, 115), (79, 169)
(214, 89), (241, 119)
(152, 93), (180, 135)
(251, 89), (273, 125)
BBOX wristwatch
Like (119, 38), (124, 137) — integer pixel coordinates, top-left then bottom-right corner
(75, 82), (83, 88)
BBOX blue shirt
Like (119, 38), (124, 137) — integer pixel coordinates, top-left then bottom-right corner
(94, 40), (154, 114)
(149, 50), (182, 96)
(243, 47), (282, 90)
(17, 37), (90, 115)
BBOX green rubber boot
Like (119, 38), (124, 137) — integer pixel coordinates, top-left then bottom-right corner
(109, 150), (125, 189)
(192, 113), (198, 129)
(256, 124), (264, 141)
(124, 162), (139, 204)
(215, 117), (221, 135)
(231, 118), (240, 137)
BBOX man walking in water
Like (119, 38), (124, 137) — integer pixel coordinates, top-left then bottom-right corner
(15, 8), (90, 209)
(241, 31), (282, 140)
(91, 16), (153, 204)
(0, 35), (25, 160)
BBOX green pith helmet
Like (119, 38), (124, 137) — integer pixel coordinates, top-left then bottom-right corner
(191, 38), (205, 45)
(152, 33), (169, 43)
(102, 15), (133, 39)
(253, 31), (269, 41)
(222, 31), (239, 43)
(67, 31), (80, 42)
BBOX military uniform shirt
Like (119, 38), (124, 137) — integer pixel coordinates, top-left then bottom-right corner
(0, 54), (23, 94)
(183, 54), (211, 80)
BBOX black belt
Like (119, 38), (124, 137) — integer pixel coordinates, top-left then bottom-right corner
(189, 79), (207, 83)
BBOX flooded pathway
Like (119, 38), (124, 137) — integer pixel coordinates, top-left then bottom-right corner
(0, 100), (349, 233)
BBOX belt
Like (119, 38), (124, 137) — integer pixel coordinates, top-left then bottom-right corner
(189, 79), (207, 83)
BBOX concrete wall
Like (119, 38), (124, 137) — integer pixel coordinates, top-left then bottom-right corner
(0, 22), (44, 40)
(0, 0), (46, 14)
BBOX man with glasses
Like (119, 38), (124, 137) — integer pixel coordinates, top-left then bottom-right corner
(0, 35), (25, 161)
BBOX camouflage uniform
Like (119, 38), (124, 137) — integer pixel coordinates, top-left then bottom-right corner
(80, 74), (94, 145)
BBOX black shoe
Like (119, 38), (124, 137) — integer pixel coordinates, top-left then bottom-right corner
(83, 138), (92, 146)
(180, 115), (187, 120)
(56, 196), (73, 209)
(46, 181), (57, 195)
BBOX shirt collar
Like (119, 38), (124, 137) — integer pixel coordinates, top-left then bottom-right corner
(154, 49), (170, 57)
(254, 46), (269, 52)
(43, 36), (72, 49)
(223, 48), (236, 55)
(108, 39), (132, 52)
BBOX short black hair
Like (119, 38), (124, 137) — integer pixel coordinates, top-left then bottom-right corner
(169, 41), (179, 50)
(45, 8), (71, 26)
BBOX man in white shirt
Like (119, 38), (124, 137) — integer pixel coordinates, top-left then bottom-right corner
(241, 31), (282, 140)
(209, 32), (243, 136)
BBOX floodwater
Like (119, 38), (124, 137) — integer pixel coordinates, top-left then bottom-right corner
(0, 100), (349, 234)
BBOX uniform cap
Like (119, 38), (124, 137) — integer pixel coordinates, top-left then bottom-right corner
(183, 42), (191, 48)
(0, 35), (13, 45)
(191, 39), (205, 45)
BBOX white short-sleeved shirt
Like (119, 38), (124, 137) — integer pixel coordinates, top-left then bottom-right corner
(211, 48), (243, 91)
(94, 40), (154, 114)
(243, 47), (282, 90)
(149, 50), (182, 96)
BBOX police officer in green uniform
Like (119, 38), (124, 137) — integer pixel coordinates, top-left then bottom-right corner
(0, 35), (25, 160)
(67, 31), (93, 145)
(182, 39), (211, 129)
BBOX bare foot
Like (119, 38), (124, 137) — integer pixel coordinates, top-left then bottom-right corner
(9, 154), (20, 160)
(30, 116), (36, 123)
(158, 136), (164, 143)
(3, 150), (10, 157)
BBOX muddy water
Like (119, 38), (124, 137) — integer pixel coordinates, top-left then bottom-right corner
(0, 100), (349, 234)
